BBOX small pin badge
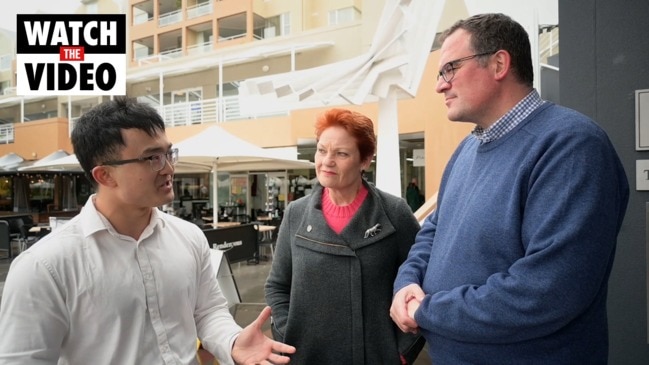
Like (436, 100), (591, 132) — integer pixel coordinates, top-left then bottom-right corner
(364, 223), (381, 238)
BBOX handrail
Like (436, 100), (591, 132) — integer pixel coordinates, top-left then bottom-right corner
(160, 47), (183, 59)
(159, 96), (288, 127)
(0, 124), (14, 144)
(187, 1), (213, 19)
(159, 9), (182, 27)
(414, 191), (437, 225)
(218, 33), (246, 42)
(187, 41), (213, 56)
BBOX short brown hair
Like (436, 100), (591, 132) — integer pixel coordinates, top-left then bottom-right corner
(440, 13), (533, 87)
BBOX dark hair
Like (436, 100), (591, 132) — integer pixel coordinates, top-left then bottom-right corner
(71, 96), (166, 185)
(314, 108), (376, 162)
(440, 13), (533, 87)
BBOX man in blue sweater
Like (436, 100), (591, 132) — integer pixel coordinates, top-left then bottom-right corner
(391, 13), (629, 364)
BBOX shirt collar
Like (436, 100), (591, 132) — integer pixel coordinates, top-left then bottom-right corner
(472, 89), (544, 144)
(79, 194), (166, 241)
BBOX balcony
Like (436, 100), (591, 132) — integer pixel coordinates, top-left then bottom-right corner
(187, 41), (213, 56)
(159, 96), (287, 127)
(0, 125), (14, 144)
(159, 9), (183, 27)
(132, 0), (154, 26)
(188, 0), (213, 20)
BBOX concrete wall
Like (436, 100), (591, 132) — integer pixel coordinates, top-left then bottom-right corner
(560, 1), (649, 363)
(0, 118), (72, 160)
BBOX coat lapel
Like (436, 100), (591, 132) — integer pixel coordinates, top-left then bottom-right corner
(296, 182), (396, 251)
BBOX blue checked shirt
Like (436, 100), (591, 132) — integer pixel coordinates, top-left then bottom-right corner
(472, 90), (545, 144)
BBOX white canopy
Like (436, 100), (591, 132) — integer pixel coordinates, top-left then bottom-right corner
(173, 125), (314, 222)
(19, 153), (212, 174)
(19, 154), (82, 172)
(18, 127), (314, 176)
(174, 126), (312, 170)
(17, 126), (314, 223)
(0, 152), (25, 170)
(19, 149), (71, 171)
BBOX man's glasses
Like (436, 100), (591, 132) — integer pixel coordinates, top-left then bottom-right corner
(101, 148), (179, 172)
(437, 51), (496, 83)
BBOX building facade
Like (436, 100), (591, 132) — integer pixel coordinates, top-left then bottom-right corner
(0, 0), (557, 219)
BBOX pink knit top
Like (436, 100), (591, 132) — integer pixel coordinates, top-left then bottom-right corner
(322, 184), (369, 234)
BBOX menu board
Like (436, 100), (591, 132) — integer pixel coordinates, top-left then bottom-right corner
(230, 175), (247, 195)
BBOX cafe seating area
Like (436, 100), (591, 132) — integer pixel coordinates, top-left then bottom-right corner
(0, 214), (51, 259)
(200, 214), (281, 266)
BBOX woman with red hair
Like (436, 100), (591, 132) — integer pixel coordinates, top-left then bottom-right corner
(265, 108), (424, 364)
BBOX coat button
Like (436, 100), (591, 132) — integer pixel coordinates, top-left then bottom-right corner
(307, 225), (312, 232)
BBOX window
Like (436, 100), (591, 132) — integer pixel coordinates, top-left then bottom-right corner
(170, 88), (202, 104)
(85, 2), (98, 14)
(328, 7), (359, 26)
(29, 177), (55, 212)
(281, 12), (291, 36)
(0, 176), (11, 211)
(0, 81), (10, 96)
(263, 12), (290, 38)
(0, 54), (12, 71)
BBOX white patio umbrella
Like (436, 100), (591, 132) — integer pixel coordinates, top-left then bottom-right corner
(19, 149), (71, 171)
(173, 126), (314, 223)
(19, 126), (314, 222)
(19, 154), (82, 172)
(0, 152), (25, 171)
(18, 153), (210, 174)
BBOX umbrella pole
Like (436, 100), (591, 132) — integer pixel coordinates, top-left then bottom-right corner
(212, 163), (218, 224)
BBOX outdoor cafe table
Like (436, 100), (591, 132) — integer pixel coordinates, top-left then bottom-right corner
(29, 225), (51, 233)
(208, 222), (241, 229)
(257, 225), (276, 241)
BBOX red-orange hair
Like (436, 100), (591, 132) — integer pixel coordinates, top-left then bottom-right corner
(314, 108), (376, 162)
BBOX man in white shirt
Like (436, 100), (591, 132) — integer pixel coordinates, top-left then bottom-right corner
(0, 97), (295, 365)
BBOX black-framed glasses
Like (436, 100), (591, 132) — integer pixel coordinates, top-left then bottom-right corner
(101, 148), (179, 172)
(437, 51), (497, 83)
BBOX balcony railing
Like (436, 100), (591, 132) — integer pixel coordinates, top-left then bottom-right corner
(187, 41), (213, 56)
(187, 1), (213, 19)
(159, 9), (182, 27)
(0, 124), (14, 144)
(159, 96), (287, 127)
(160, 47), (184, 59)
(133, 12), (153, 25)
(135, 46), (185, 65)
(1, 96), (289, 143)
(218, 33), (247, 42)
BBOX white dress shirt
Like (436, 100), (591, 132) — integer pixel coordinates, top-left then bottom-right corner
(0, 196), (241, 365)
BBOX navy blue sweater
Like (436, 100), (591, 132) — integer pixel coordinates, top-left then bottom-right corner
(394, 103), (629, 364)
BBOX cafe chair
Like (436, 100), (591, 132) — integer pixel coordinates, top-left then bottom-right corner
(258, 238), (275, 259)
(192, 217), (206, 229)
(254, 222), (276, 260)
(9, 218), (38, 254)
(0, 220), (11, 259)
(47, 204), (60, 213)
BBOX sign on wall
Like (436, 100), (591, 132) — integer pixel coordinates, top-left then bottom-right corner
(635, 89), (649, 150)
(412, 149), (425, 167)
(16, 14), (126, 96)
(636, 160), (649, 191)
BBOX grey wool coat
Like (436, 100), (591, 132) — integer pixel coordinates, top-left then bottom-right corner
(265, 180), (424, 364)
